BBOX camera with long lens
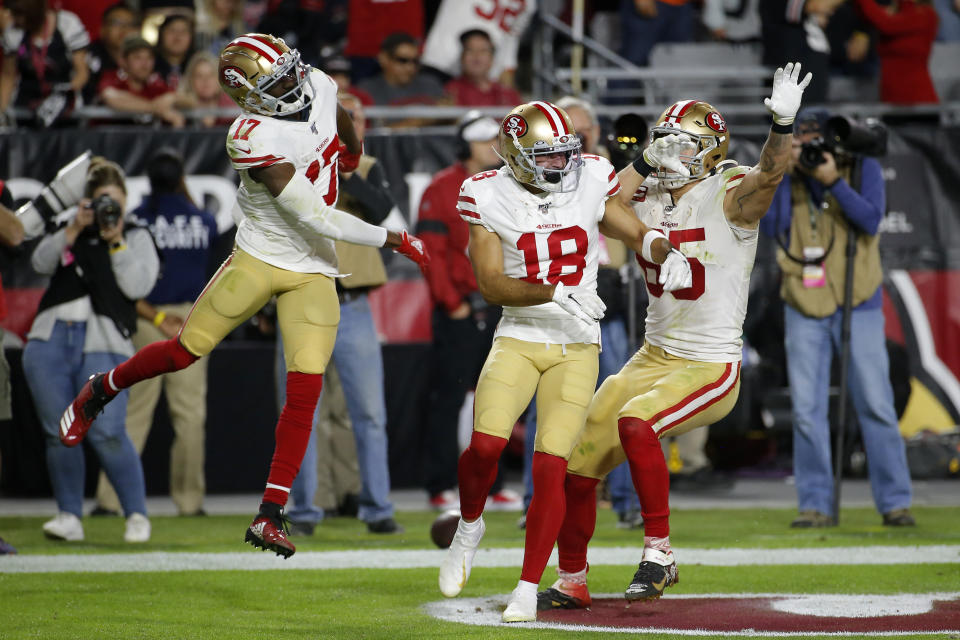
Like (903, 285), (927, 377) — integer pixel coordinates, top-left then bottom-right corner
(91, 194), (123, 228)
(798, 115), (888, 171)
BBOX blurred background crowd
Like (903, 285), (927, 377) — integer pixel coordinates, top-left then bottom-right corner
(0, 0), (958, 128)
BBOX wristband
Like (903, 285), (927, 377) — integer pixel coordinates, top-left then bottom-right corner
(632, 153), (656, 178)
(641, 229), (668, 263)
(153, 311), (167, 327)
(771, 119), (793, 134)
(108, 241), (127, 254)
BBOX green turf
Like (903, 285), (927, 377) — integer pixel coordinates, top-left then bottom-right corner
(2, 506), (959, 640)
(3, 506), (959, 554)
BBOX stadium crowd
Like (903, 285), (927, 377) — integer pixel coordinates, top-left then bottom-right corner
(0, 0), (955, 128)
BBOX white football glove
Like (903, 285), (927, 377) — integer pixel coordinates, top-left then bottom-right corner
(16, 150), (92, 240)
(764, 61), (813, 126)
(659, 249), (693, 291)
(552, 282), (606, 324)
(642, 133), (691, 178)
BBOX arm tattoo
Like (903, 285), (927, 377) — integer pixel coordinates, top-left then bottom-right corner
(760, 132), (790, 174)
(736, 186), (759, 214)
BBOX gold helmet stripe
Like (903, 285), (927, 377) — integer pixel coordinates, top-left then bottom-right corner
(529, 101), (570, 137)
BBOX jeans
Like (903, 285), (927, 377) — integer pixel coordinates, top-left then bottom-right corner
(277, 293), (394, 524)
(22, 321), (147, 518)
(784, 304), (912, 515)
(522, 316), (640, 514)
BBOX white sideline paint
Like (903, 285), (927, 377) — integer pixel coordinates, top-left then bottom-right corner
(423, 593), (960, 636)
(1, 545), (958, 574)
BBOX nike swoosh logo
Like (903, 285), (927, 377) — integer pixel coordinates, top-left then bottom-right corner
(234, 144), (252, 154)
(651, 578), (666, 591)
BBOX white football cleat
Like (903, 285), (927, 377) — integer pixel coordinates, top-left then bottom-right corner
(43, 512), (84, 541)
(438, 516), (485, 597)
(124, 513), (151, 543)
(502, 585), (537, 623)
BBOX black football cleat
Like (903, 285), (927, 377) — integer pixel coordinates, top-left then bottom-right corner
(624, 548), (679, 602)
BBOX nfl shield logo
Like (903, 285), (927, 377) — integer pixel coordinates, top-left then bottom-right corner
(538, 203), (551, 214)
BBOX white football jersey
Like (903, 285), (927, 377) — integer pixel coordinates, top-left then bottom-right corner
(632, 165), (758, 362)
(458, 155), (621, 346)
(421, 0), (536, 80)
(226, 69), (341, 275)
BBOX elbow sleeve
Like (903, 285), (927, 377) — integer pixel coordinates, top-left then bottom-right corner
(274, 172), (388, 247)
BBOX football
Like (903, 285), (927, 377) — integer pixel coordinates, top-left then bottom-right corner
(430, 509), (461, 549)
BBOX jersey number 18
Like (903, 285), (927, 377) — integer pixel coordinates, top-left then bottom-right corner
(516, 226), (588, 285)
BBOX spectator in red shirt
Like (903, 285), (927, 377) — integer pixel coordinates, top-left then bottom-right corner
(854, 0), (939, 104)
(98, 35), (185, 126)
(415, 112), (506, 510)
(343, 0), (423, 82)
(444, 29), (523, 107)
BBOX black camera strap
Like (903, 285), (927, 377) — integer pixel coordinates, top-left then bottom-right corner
(775, 157), (862, 266)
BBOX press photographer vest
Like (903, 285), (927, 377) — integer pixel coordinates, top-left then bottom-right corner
(333, 155), (387, 290)
(777, 163), (882, 319)
(36, 226), (139, 337)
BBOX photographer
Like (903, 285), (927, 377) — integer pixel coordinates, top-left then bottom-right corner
(759, 107), (914, 529)
(21, 158), (159, 543)
(92, 148), (215, 518)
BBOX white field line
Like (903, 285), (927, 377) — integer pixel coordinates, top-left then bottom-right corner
(423, 593), (960, 637)
(1, 544), (958, 574)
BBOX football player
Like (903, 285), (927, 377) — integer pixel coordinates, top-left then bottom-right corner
(436, 100), (693, 623)
(58, 33), (429, 558)
(537, 62), (812, 610)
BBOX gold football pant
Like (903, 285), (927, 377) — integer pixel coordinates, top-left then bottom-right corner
(473, 337), (599, 459)
(179, 247), (339, 374)
(569, 341), (741, 479)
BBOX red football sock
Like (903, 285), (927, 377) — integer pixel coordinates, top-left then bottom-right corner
(457, 431), (507, 521)
(557, 473), (600, 574)
(107, 339), (198, 393)
(618, 417), (670, 538)
(520, 452), (568, 584)
(262, 372), (323, 506)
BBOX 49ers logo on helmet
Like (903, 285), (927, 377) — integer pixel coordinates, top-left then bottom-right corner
(705, 111), (727, 133)
(503, 115), (527, 138)
(221, 65), (246, 88)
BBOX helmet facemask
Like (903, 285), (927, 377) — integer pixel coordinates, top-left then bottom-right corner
(648, 127), (720, 189)
(247, 49), (314, 115)
(504, 132), (583, 193)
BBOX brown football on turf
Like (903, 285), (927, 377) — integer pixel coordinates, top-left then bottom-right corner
(430, 509), (461, 549)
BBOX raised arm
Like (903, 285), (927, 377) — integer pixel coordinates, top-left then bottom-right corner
(725, 62), (811, 229)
